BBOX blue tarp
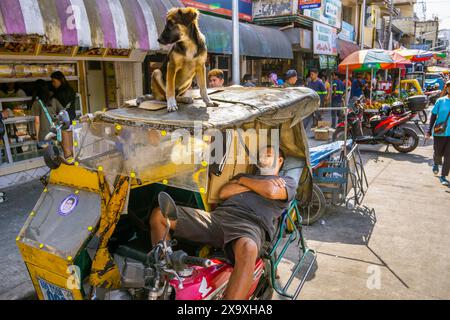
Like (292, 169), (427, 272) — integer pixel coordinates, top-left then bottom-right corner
(310, 141), (353, 168)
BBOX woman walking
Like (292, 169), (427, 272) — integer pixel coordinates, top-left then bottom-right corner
(427, 80), (450, 186)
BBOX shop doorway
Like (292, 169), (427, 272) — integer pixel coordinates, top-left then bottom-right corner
(86, 61), (106, 113)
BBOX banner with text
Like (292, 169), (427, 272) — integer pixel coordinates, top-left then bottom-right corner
(303, 0), (342, 29)
(181, 0), (253, 22)
(313, 21), (337, 56)
(299, 0), (322, 10)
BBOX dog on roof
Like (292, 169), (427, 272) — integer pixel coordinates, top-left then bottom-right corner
(137, 7), (218, 112)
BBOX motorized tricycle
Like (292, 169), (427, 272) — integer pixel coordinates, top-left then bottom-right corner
(16, 87), (319, 300)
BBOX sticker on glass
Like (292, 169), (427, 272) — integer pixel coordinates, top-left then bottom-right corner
(58, 195), (79, 216)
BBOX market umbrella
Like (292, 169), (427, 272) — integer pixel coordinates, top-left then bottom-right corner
(428, 66), (450, 74)
(395, 48), (434, 62)
(338, 49), (412, 155)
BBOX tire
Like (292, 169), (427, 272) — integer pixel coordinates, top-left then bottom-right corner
(332, 127), (347, 142)
(44, 145), (62, 170)
(393, 127), (419, 153)
(419, 111), (427, 124)
(300, 184), (326, 225)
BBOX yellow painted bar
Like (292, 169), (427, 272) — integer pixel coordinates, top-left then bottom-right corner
(49, 164), (100, 192)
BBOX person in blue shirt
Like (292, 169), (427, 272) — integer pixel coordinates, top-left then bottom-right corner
(331, 72), (346, 128)
(307, 69), (327, 126)
(427, 80), (450, 186)
(350, 73), (366, 99)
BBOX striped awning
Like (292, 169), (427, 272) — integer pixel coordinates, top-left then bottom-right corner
(0, 0), (184, 51)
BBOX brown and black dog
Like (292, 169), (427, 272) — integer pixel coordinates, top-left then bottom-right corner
(138, 7), (217, 112)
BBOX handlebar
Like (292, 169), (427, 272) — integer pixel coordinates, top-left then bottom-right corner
(116, 245), (149, 263)
(181, 255), (213, 268)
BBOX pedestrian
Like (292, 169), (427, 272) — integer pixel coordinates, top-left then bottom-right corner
(331, 72), (345, 129)
(350, 73), (366, 99)
(283, 69), (298, 88)
(208, 69), (225, 88)
(31, 80), (64, 144)
(51, 71), (77, 121)
(242, 74), (256, 87)
(427, 80), (450, 186)
(307, 69), (327, 126)
(268, 73), (279, 87)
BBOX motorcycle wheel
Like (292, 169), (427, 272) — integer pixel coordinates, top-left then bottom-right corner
(300, 184), (326, 225)
(44, 145), (62, 170)
(332, 127), (347, 142)
(419, 111), (427, 124)
(393, 128), (419, 154)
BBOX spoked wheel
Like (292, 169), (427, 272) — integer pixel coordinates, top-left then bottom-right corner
(418, 111), (427, 124)
(393, 128), (419, 153)
(300, 184), (326, 225)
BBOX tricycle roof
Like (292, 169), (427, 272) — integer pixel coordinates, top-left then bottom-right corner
(99, 87), (319, 131)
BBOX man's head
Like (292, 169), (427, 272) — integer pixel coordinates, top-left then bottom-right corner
(446, 80), (450, 96)
(285, 69), (298, 85)
(258, 146), (285, 176)
(357, 73), (363, 79)
(208, 69), (225, 88)
(158, 7), (200, 45)
(332, 72), (339, 80)
(310, 69), (318, 81)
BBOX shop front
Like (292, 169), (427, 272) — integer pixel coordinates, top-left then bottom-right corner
(0, 0), (165, 188)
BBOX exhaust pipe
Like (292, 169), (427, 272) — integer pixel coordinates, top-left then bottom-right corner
(384, 136), (404, 145)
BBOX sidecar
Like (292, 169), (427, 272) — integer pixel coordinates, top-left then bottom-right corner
(16, 87), (320, 300)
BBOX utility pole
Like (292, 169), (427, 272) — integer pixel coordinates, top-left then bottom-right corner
(232, 0), (240, 85)
(388, 0), (393, 50)
(360, 0), (366, 49)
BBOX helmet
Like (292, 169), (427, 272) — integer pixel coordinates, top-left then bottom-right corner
(379, 104), (392, 116)
(391, 101), (405, 115)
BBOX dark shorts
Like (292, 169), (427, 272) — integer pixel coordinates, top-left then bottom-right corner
(173, 206), (266, 264)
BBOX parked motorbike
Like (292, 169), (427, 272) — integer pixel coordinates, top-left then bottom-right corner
(333, 96), (422, 153)
(425, 83), (442, 106)
(102, 192), (274, 300)
(42, 109), (72, 169)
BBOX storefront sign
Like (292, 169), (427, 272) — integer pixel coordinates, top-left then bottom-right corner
(299, 0), (322, 10)
(319, 55), (337, 69)
(303, 0), (342, 29)
(182, 0), (253, 21)
(338, 21), (355, 43)
(313, 22), (337, 56)
(253, 0), (296, 19)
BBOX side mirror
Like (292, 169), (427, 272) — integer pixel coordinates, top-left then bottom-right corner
(158, 192), (178, 221)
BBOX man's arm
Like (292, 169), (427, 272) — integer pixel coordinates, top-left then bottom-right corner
(219, 181), (251, 201)
(237, 176), (288, 201)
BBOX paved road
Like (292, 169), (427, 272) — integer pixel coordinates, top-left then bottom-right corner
(276, 141), (450, 300)
(0, 179), (43, 300)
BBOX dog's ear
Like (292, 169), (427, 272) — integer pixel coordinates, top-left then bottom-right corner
(180, 7), (199, 25)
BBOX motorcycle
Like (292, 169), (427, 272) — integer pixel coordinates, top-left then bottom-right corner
(103, 192), (274, 300)
(333, 96), (422, 153)
(425, 83), (442, 106)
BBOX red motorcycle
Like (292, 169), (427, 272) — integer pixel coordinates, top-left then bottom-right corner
(333, 96), (422, 153)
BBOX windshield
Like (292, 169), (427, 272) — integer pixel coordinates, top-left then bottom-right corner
(72, 122), (209, 193)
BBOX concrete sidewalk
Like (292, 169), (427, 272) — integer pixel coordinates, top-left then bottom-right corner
(278, 142), (450, 300)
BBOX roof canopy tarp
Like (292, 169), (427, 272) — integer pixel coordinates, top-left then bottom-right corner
(102, 87), (319, 130)
(198, 14), (293, 59)
(0, 0), (183, 51)
(337, 39), (360, 61)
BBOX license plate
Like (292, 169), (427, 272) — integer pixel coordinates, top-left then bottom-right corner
(38, 278), (74, 300)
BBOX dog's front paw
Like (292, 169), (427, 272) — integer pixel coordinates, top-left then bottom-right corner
(206, 101), (219, 108)
(167, 98), (178, 112)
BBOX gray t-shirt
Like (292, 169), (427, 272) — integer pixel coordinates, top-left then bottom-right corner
(218, 174), (298, 240)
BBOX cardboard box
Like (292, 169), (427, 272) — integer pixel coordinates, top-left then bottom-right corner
(314, 128), (330, 141)
(318, 121), (332, 128)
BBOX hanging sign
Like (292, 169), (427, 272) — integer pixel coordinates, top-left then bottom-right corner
(299, 0), (322, 10)
(313, 21), (338, 56)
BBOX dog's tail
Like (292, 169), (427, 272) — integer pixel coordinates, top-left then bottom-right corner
(136, 94), (155, 106)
